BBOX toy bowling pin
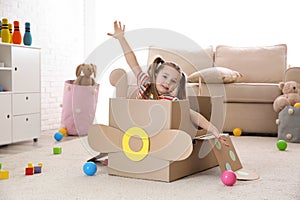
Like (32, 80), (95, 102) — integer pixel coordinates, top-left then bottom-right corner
(8, 23), (13, 43)
(1, 18), (10, 43)
(12, 21), (22, 44)
(23, 22), (32, 46)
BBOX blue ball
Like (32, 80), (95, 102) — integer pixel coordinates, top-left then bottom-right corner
(83, 162), (97, 176)
(54, 132), (63, 141)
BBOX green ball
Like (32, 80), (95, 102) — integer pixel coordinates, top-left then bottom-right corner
(277, 140), (287, 151)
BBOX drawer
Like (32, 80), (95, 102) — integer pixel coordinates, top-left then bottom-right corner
(0, 94), (12, 145)
(12, 113), (40, 143)
(13, 93), (40, 115)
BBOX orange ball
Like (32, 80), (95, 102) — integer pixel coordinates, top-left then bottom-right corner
(294, 103), (300, 108)
(233, 128), (242, 136)
(58, 128), (67, 136)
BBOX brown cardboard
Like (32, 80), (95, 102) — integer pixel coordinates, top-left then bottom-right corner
(195, 134), (259, 181)
(88, 124), (193, 161)
(88, 96), (258, 182)
(188, 95), (225, 133)
(108, 139), (218, 182)
(109, 98), (197, 138)
(100, 97), (219, 182)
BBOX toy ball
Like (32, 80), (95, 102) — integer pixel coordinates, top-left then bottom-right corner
(83, 162), (97, 176)
(221, 170), (237, 186)
(294, 103), (300, 108)
(286, 133), (292, 140)
(277, 140), (287, 151)
(58, 128), (67, 136)
(54, 132), (63, 141)
(288, 108), (294, 115)
(233, 128), (242, 136)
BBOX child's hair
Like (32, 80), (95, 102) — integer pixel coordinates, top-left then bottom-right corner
(144, 57), (186, 100)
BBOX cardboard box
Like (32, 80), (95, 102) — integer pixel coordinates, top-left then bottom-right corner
(88, 96), (259, 182)
(88, 97), (220, 182)
(188, 95), (225, 133)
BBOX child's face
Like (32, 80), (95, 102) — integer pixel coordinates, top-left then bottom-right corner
(155, 65), (180, 95)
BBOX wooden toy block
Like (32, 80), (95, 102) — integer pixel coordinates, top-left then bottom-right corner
(25, 167), (34, 175)
(0, 163), (2, 170)
(28, 163), (34, 168)
(103, 159), (108, 166)
(53, 147), (62, 154)
(34, 166), (42, 174)
(0, 170), (9, 179)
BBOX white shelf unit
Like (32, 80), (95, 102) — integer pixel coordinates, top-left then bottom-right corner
(0, 43), (41, 145)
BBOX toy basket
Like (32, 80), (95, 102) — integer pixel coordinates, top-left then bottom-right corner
(61, 80), (99, 136)
(278, 105), (300, 143)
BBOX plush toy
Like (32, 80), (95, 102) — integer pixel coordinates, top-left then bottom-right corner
(273, 81), (300, 113)
(74, 63), (97, 86)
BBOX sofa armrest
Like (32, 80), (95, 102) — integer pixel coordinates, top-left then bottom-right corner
(109, 68), (128, 98)
(285, 67), (300, 83)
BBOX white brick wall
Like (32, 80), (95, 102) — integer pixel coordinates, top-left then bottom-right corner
(1, 0), (85, 131)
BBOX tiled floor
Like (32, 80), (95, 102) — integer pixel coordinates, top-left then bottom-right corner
(0, 130), (77, 158)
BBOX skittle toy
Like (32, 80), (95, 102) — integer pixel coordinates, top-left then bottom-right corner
(1, 18), (10, 43)
(23, 22), (32, 46)
(12, 21), (22, 44)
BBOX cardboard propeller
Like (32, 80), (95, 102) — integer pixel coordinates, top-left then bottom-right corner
(88, 124), (193, 162)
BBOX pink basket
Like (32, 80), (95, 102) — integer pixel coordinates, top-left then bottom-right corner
(61, 80), (99, 136)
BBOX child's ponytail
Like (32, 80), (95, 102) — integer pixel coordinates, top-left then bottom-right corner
(177, 72), (186, 100)
(145, 57), (165, 99)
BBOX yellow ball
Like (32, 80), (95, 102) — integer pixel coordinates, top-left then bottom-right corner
(294, 103), (300, 108)
(233, 128), (242, 136)
(58, 128), (67, 136)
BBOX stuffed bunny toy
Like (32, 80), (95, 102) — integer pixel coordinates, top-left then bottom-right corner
(74, 63), (97, 86)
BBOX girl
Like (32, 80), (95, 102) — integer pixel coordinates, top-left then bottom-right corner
(108, 21), (228, 146)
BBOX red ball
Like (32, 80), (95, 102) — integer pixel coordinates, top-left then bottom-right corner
(221, 170), (237, 186)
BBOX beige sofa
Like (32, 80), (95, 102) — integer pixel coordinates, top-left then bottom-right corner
(113, 44), (290, 135)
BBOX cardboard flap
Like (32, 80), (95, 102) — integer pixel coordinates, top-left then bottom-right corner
(195, 134), (216, 159)
(235, 168), (260, 181)
(209, 135), (243, 172)
(150, 129), (193, 161)
(88, 124), (122, 153)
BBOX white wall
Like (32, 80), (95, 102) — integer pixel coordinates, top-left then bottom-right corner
(0, 0), (85, 131)
(88, 0), (300, 66)
(1, 0), (300, 131)
(85, 0), (300, 125)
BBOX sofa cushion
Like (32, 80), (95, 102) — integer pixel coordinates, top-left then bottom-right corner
(200, 83), (282, 103)
(285, 67), (300, 82)
(187, 67), (242, 83)
(214, 44), (287, 83)
(147, 46), (213, 76)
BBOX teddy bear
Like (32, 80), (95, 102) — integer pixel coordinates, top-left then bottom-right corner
(73, 63), (97, 86)
(273, 81), (300, 113)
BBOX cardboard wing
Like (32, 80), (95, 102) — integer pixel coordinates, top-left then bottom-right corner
(88, 124), (193, 162)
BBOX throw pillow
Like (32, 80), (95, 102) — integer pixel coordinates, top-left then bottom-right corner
(187, 67), (242, 84)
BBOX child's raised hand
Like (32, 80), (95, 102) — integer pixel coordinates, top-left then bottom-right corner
(107, 21), (125, 39)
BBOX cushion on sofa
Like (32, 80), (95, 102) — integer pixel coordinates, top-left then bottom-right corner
(285, 67), (300, 82)
(147, 46), (214, 76)
(199, 83), (282, 103)
(214, 44), (287, 83)
(187, 67), (242, 84)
